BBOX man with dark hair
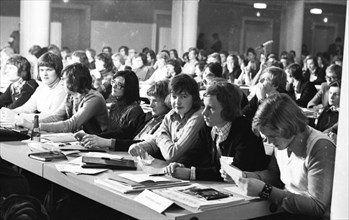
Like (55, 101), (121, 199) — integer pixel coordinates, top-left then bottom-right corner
(0, 55), (38, 109)
(164, 82), (269, 181)
(102, 46), (112, 56)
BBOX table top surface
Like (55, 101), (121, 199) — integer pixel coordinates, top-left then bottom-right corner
(0, 140), (278, 220)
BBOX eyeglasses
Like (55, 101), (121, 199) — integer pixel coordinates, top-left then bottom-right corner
(259, 77), (271, 84)
(111, 80), (125, 89)
(325, 75), (337, 81)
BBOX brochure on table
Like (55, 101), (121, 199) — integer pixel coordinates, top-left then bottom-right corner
(95, 173), (190, 194)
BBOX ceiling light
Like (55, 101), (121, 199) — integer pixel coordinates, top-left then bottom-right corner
(254, 3), (267, 9)
(256, 12), (261, 17)
(310, 8), (322, 14)
(324, 17), (328, 23)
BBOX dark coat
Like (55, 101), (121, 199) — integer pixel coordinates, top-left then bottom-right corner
(177, 116), (270, 181)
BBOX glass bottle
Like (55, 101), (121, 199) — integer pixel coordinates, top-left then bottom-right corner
(31, 115), (41, 142)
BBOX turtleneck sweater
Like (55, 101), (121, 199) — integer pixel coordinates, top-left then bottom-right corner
(13, 79), (66, 121)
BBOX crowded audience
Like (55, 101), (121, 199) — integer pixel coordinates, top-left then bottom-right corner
(0, 35), (344, 220)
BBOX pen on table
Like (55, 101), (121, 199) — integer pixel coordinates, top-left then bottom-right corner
(149, 173), (166, 176)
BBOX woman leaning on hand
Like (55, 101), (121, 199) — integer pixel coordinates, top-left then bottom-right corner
(223, 93), (336, 220)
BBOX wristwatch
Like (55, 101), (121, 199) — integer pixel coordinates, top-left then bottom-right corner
(258, 183), (273, 199)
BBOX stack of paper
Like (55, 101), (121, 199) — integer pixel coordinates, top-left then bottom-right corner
(95, 173), (190, 194)
(219, 157), (244, 183)
(152, 184), (246, 213)
(224, 185), (260, 201)
(41, 133), (76, 143)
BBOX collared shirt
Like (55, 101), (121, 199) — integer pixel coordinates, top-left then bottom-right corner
(168, 108), (200, 143)
(137, 107), (204, 162)
(211, 122), (232, 157)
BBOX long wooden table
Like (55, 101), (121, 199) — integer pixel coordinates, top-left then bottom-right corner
(0, 141), (279, 220)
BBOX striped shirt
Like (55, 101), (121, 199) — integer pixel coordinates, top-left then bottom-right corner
(137, 107), (204, 162)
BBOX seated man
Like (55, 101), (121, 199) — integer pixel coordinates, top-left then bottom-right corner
(164, 82), (269, 181)
(307, 64), (342, 110)
(75, 80), (171, 151)
(128, 74), (204, 162)
(316, 81), (340, 133)
(0, 55), (38, 109)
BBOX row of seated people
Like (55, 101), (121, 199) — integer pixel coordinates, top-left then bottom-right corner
(0, 51), (338, 219)
(0, 51), (341, 142)
(0, 50), (340, 142)
(0, 51), (340, 138)
(1, 44), (341, 112)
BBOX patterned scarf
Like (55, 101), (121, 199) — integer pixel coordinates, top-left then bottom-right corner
(11, 79), (25, 101)
(211, 122), (232, 158)
(65, 93), (85, 119)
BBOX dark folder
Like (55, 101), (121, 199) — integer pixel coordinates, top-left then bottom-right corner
(0, 127), (30, 141)
(28, 151), (67, 162)
(81, 156), (137, 170)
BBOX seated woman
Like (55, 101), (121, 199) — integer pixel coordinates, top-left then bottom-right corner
(17, 63), (109, 134)
(223, 54), (241, 83)
(236, 59), (259, 86)
(166, 59), (182, 78)
(83, 70), (146, 140)
(75, 80), (171, 151)
(285, 63), (317, 108)
(223, 93), (336, 220)
(303, 55), (326, 85)
(242, 66), (287, 120)
(140, 52), (170, 85)
(111, 52), (126, 72)
(128, 74), (204, 162)
(316, 81), (340, 132)
(0, 55), (38, 109)
(164, 82), (269, 181)
(1, 52), (66, 122)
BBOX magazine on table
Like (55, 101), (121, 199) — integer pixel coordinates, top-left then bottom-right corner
(152, 183), (246, 213)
